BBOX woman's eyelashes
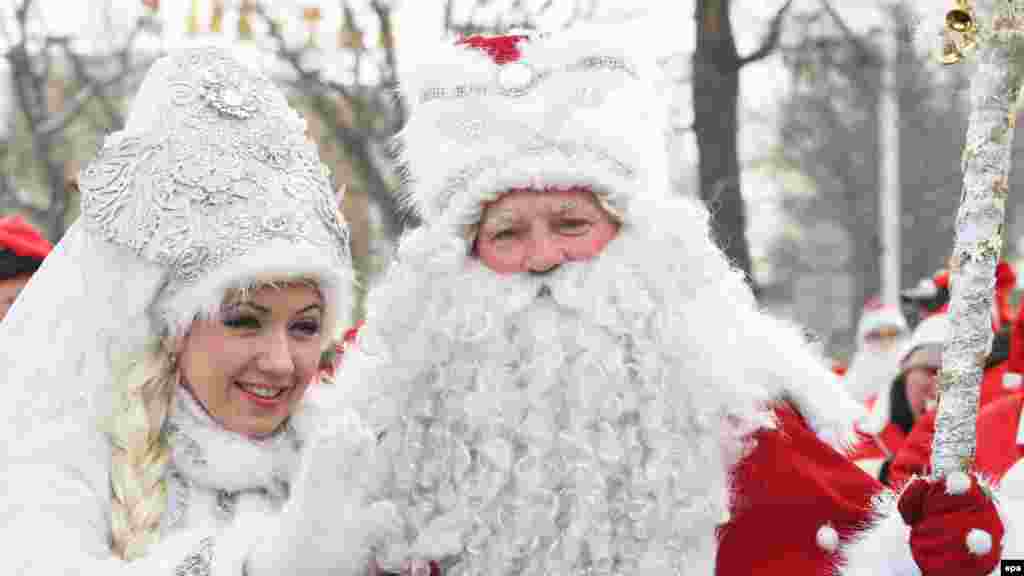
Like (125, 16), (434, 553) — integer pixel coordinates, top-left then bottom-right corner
(222, 312), (261, 330)
(222, 313), (321, 338)
(290, 318), (322, 337)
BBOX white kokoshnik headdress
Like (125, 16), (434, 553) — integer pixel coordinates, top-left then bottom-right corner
(79, 45), (352, 340)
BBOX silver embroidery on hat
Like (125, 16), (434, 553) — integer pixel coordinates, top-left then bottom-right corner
(78, 46), (350, 294)
(174, 536), (214, 576)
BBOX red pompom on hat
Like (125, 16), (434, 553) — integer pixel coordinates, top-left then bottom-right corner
(456, 34), (529, 64)
(0, 215), (52, 261)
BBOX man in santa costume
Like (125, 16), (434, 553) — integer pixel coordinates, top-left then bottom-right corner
(843, 299), (909, 405)
(842, 298), (909, 461)
(848, 313), (942, 481)
(0, 214), (52, 320)
(338, 28), (1021, 575)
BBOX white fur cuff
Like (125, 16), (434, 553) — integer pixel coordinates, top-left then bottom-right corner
(836, 492), (919, 576)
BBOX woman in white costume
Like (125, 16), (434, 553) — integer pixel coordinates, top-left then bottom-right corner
(0, 46), (388, 575)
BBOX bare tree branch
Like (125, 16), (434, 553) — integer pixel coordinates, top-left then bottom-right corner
(736, 0), (795, 68)
(61, 18), (149, 131)
(3, 0), (149, 239)
(818, 0), (879, 65)
(36, 65), (135, 136)
(370, 0), (405, 130)
(252, 3), (354, 101)
(251, 1), (408, 237)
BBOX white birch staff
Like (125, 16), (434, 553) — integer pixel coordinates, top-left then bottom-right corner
(929, 0), (1024, 477)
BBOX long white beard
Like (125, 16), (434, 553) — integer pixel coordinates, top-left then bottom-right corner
(341, 199), (859, 575)
(843, 343), (906, 405)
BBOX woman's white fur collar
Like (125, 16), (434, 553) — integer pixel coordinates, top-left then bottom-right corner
(166, 384), (316, 494)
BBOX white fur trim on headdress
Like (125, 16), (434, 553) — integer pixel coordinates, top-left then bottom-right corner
(157, 237), (353, 346)
(395, 24), (671, 234)
(856, 305), (908, 342)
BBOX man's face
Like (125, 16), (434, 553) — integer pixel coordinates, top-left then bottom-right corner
(862, 325), (905, 353)
(0, 273), (32, 320)
(474, 188), (620, 274)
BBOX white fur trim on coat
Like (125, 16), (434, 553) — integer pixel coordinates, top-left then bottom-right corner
(1003, 460), (1024, 500)
(246, 384), (401, 575)
(837, 491), (919, 576)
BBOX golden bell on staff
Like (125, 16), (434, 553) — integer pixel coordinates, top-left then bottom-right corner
(941, 0), (977, 65)
(946, 0), (975, 35)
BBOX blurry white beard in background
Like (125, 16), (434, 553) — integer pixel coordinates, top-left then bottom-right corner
(843, 339), (907, 404)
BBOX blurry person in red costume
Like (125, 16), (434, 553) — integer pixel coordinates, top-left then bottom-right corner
(973, 390), (1024, 500)
(842, 299), (909, 405)
(0, 214), (53, 319)
(848, 314), (945, 482)
(902, 268), (953, 324)
(332, 28), (1022, 575)
(903, 263), (1020, 407)
(889, 304), (1024, 493)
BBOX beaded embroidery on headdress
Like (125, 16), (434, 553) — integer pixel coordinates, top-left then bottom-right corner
(78, 46), (350, 295)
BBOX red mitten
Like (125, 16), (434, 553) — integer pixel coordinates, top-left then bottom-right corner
(897, 471), (1004, 576)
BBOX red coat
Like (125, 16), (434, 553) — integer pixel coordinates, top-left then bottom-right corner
(846, 395), (908, 478)
(847, 424), (906, 479)
(717, 404), (883, 574)
(979, 360), (1020, 408)
(888, 392), (1024, 490)
(975, 392), (1024, 482)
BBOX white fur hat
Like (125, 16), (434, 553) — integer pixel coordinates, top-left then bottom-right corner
(855, 301), (909, 343)
(900, 313), (950, 368)
(395, 25), (672, 237)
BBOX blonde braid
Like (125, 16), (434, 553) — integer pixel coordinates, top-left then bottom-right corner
(107, 340), (177, 561)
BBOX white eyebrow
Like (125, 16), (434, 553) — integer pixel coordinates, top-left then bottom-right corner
(554, 200), (579, 215)
(481, 209), (519, 229)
